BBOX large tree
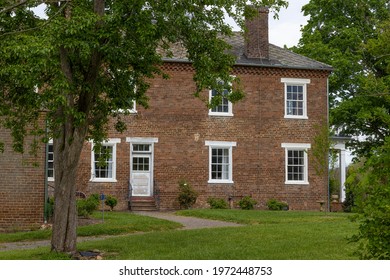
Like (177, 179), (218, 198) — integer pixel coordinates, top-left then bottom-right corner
(0, 0), (288, 254)
(293, 0), (390, 157)
(294, 0), (390, 259)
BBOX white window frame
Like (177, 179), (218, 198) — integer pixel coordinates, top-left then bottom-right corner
(90, 138), (121, 182)
(281, 143), (311, 185)
(205, 141), (236, 184)
(47, 140), (54, 182)
(116, 100), (137, 114)
(208, 79), (234, 117)
(281, 78), (310, 119)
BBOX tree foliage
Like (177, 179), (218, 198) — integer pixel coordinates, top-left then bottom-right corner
(0, 0), (288, 253)
(294, 0), (390, 259)
(348, 138), (390, 259)
(293, 0), (390, 157)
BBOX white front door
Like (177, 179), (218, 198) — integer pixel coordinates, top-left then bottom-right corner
(130, 143), (153, 196)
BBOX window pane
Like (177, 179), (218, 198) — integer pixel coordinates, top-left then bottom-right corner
(94, 145), (113, 178)
(133, 144), (150, 152)
(211, 87), (231, 114)
(287, 149), (305, 182)
(286, 85), (304, 116)
(47, 143), (54, 179)
(133, 157), (150, 171)
(211, 148), (230, 181)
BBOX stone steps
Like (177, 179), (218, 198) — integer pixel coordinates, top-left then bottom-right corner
(129, 197), (157, 211)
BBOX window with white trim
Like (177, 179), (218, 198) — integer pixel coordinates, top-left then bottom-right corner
(205, 141), (236, 183)
(116, 100), (137, 114)
(281, 78), (310, 119)
(90, 138), (121, 182)
(209, 80), (233, 116)
(281, 143), (311, 185)
(47, 142), (54, 181)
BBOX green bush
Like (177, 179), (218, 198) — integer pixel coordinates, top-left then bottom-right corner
(105, 195), (118, 211)
(207, 197), (229, 209)
(89, 193), (100, 203)
(77, 194), (100, 218)
(238, 196), (257, 210)
(266, 198), (288, 211)
(177, 180), (198, 209)
(45, 197), (55, 221)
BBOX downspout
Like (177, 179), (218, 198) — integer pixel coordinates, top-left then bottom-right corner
(44, 119), (49, 223)
(326, 77), (330, 213)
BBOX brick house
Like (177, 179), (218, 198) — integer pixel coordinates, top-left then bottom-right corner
(0, 129), (45, 230)
(0, 8), (332, 230)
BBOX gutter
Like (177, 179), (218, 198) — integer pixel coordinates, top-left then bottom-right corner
(161, 58), (333, 72)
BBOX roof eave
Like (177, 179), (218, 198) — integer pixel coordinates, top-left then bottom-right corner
(162, 58), (333, 72)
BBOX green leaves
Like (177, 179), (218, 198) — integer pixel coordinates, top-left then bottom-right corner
(1, 0), (289, 153)
(294, 0), (390, 158)
(348, 137), (390, 259)
(295, 1), (390, 259)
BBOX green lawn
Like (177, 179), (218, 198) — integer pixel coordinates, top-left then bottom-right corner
(0, 210), (358, 260)
(176, 208), (350, 224)
(0, 211), (182, 244)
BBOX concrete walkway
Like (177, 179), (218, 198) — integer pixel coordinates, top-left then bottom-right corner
(135, 211), (242, 230)
(0, 212), (241, 252)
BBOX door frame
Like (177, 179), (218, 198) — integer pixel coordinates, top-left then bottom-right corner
(126, 137), (158, 197)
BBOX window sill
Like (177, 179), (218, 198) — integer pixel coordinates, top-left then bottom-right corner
(285, 181), (309, 185)
(208, 179), (234, 184)
(208, 112), (234, 117)
(115, 109), (137, 114)
(284, 115), (308, 120)
(90, 178), (118, 183)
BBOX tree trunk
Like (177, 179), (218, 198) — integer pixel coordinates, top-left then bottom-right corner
(50, 0), (104, 254)
(51, 124), (87, 254)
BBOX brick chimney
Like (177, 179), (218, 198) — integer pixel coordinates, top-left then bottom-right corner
(244, 7), (269, 59)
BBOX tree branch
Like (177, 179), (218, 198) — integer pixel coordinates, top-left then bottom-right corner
(0, 2), (68, 38)
(0, 0), (29, 15)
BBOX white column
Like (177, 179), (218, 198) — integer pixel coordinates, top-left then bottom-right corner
(339, 149), (346, 202)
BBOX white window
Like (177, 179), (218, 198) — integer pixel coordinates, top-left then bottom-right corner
(90, 138), (121, 182)
(281, 143), (311, 185)
(281, 78), (310, 119)
(116, 100), (137, 114)
(205, 141), (236, 183)
(47, 141), (54, 181)
(127, 100), (137, 114)
(209, 80), (233, 116)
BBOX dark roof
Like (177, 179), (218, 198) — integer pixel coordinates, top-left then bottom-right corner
(161, 32), (333, 71)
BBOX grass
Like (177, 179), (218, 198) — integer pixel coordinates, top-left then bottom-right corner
(77, 211), (182, 236)
(176, 208), (350, 224)
(0, 210), (359, 260)
(0, 211), (181, 244)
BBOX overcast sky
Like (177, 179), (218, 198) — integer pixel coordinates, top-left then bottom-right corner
(269, 0), (310, 47)
(33, 1), (309, 48)
(225, 0), (310, 47)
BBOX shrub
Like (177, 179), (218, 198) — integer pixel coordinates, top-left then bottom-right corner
(89, 193), (100, 203)
(266, 198), (288, 211)
(207, 197), (229, 209)
(177, 180), (198, 209)
(238, 196), (257, 210)
(45, 197), (55, 221)
(77, 194), (100, 218)
(105, 195), (118, 211)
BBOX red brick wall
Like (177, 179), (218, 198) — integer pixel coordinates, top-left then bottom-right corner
(0, 61), (329, 230)
(0, 127), (45, 231)
(76, 62), (330, 211)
